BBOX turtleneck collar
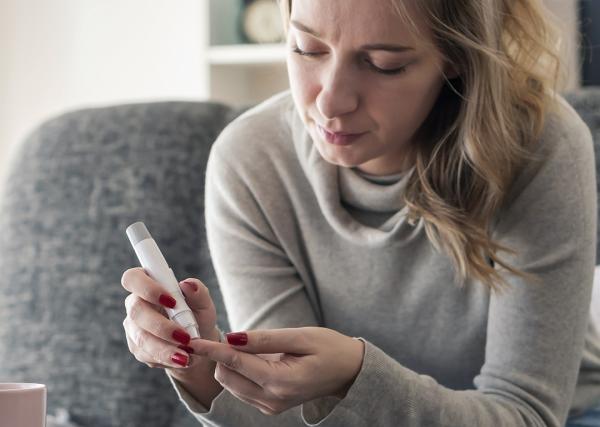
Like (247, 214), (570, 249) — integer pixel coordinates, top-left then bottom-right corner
(284, 94), (424, 247)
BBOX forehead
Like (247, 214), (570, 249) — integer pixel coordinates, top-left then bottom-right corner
(290, 0), (430, 47)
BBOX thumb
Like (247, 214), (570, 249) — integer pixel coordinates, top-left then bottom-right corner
(225, 328), (313, 355)
(177, 278), (214, 312)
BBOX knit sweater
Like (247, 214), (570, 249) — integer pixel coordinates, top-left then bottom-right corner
(165, 89), (600, 426)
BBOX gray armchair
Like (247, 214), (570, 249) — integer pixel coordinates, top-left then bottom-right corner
(0, 88), (598, 427)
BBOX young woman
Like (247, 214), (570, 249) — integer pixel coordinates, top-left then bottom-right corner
(121, 0), (600, 425)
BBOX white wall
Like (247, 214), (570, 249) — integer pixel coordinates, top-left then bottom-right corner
(0, 0), (209, 196)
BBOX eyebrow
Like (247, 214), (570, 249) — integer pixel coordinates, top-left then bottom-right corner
(290, 20), (415, 52)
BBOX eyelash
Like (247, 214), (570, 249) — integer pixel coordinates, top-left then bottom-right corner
(291, 47), (408, 76)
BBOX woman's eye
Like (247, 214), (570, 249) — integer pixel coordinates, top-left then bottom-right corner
(366, 61), (408, 75)
(292, 47), (321, 57)
(292, 46), (409, 76)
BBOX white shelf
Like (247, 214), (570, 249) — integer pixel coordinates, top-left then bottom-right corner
(208, 43), (287, 65)
(202, 0), (290, 104)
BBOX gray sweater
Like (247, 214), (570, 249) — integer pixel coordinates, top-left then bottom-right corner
(165, 90), (600, 426)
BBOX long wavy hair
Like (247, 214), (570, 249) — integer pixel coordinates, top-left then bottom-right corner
(278, 0), (569, 293)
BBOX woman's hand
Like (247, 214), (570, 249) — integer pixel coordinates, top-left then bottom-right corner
(186, 327), (365, 415)
(120, 267), (220, 371)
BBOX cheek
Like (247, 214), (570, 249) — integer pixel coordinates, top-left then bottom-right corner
(287, 60), (319, 100)
(372, 77), (444, 140)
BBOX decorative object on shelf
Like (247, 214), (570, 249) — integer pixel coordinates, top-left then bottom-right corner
(241, 0), (286, 44)
(210, 0), (245, 45)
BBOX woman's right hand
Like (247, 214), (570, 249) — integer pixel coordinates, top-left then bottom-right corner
(121, 267), (221, 371)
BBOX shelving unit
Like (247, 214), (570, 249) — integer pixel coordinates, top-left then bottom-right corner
(202, 0), (290, 107)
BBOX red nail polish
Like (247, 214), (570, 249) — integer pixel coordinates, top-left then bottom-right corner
(178, 345), (194, 354)
(226, 332), (248, 346)
(171, 353), (188, 367)
(182, 280), (198, 292)
(159, 294), (176, 308)
(172, 329), (191, 345)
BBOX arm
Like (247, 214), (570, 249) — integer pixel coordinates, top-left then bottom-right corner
(165, 128), (324, 426)
(169, 106), (597, 427)
(300, 107), (598, 426)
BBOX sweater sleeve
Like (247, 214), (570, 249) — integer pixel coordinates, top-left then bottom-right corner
(296, 107), (597, 426)
(164, 127), (333, 426)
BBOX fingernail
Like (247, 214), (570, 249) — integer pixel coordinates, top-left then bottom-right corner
(159, 294), (176, 308)
(171, 353), (188, 367)
(181, 280), (198, 292)
(178, 345), (194, 354)
(172, 329), (191, 345)
(226, 332), (248, 346)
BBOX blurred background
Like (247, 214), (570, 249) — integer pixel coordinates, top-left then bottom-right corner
(0, 0), (598, 197)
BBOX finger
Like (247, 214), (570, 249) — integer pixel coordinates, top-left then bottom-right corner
(123, 316), (192, 369)
(124, 324), (172, 368)
(177, 278), (215, 313)
(189, 339), (277, 387)
(225, 328), (314, 355)
(121, 267), (179, 310)
(176, 279), (217, 336)
(125, 294), (194, 347)
(216, 364), (277, 414)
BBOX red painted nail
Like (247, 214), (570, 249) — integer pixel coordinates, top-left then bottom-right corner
(159, 294), (176, 309)
(178, 345), (194, 354)
(226, 332), (248, 346)
(182, 280), (198, 292)
(171, 353), (188, 367)
(172, 329), (191, 345)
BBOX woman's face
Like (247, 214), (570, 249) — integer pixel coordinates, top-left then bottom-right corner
(286, 0), (455, 176)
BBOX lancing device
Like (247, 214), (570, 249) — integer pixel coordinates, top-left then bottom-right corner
(126, 221), (200, 339)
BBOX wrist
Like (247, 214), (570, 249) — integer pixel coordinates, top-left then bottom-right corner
(332, 337), (364, 399)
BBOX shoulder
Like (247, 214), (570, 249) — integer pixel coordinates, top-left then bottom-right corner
(501, 93), (595, 210)
(542, 93), (594, 158)
(208, 89), (297, 174)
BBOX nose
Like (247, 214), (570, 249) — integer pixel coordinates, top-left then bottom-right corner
(315, 61), (359, 120)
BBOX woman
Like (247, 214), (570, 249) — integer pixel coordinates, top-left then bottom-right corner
(121, 0), (600, 425)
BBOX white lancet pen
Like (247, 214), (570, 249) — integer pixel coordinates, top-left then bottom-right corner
(126, 221), (201, 339)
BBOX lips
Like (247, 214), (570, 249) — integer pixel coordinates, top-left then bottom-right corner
(320, 125), (364, 136)
(317, 125), (366, 146)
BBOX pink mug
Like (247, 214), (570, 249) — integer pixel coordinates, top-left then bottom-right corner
(0, 383), (46, 427)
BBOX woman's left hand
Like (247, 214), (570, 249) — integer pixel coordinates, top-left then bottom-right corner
(187, 326), (365, 415)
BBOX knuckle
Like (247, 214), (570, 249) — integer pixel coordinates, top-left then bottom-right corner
(128, 299), (144, 322)
(121, 270), (130, 289)
(227, 352), (243, 371)
(156, 347), (174, 366)
(257, 333), (271, 348)
(121, 268), (138, 290)
(124, 294), (136, 314)
(267, 383), (291, 400)
(133, 326), (147, 348)
(148, 317), (165, 337)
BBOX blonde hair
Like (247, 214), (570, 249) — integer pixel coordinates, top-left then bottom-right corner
(279, 0), (568, 293)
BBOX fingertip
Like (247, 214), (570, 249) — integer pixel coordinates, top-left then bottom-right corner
(179, 279), (199, 292)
